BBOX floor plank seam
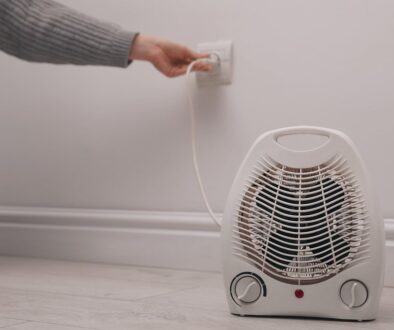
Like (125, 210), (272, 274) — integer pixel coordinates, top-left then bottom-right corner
(130, 285), (201, 303)
(1, 319), (99, 330)
(0, 285), (200, 305)
(0, 321), (28, 329)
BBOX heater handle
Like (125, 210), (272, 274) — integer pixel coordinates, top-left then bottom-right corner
(271, 126), (337, 153)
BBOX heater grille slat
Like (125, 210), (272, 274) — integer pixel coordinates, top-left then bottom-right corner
(246, 168), (358, 199)
(233, 155), (370, 285)
(233, 222), (370, 254)
(236, 197), (366, 226)
(232, 228), (370, 265)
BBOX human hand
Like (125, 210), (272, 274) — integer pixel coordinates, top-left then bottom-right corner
(129, 35), (212, 78)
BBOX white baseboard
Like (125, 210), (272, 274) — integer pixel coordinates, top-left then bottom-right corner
(0, 207), (221, 272)
(0, 206), (392, 287)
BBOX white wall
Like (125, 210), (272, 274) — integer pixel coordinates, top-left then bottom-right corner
(0, 0), (393, 218)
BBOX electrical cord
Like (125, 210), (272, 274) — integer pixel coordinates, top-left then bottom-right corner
(186, 54), (222, 228)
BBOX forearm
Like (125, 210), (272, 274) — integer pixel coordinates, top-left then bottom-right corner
(0, 0), (138, 67)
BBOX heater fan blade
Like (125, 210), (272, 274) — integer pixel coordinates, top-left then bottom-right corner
(305, 177), (349, 266)
(256, 175), (349, 272)
(257, 182), (299, 270)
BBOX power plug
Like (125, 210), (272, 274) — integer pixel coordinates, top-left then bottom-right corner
(203, 52), (221, 75)
(196, 41), (233, 87)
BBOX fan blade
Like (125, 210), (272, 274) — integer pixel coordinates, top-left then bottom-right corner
(257, 182), (299, 270)
(266, 230), (298, 271)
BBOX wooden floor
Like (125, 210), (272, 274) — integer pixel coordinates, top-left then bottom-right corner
(0, 257), (392, 330)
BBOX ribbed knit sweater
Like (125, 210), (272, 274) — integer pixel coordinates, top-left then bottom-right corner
(0, 0), (137, 67)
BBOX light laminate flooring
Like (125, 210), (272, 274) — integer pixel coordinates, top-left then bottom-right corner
(0, 257), (392, 330)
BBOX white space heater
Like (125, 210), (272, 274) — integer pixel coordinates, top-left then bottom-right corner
(221, 126), (385, 321)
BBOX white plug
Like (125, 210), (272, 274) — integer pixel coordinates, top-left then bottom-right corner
(204, 52), (221, 75)
(196, 41), (233, 87)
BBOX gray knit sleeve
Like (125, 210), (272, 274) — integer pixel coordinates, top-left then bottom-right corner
(0, 0), (138, 67)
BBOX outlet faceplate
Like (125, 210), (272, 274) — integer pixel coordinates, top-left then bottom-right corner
(196, 41), (233, 87)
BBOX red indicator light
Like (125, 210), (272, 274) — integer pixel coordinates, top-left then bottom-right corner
(295, 289), (304, 299)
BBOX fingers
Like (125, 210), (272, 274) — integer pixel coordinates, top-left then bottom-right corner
(185, 49), (213, 73)
(192, 61), (212, 72)
(188, 49), (209, 61)
(184, 49), (212, 72)
(175, 62), (212, 77)
(151, 54), (187, 78)
(147, 39), (213, 77)
(161, 62), (212, 78)
(191, 51), (210, 60)
(156, 52), (212, 78)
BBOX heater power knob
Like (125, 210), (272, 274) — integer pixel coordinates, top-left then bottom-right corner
(340, 280), (368, 308)
(234, 275), (262, 304)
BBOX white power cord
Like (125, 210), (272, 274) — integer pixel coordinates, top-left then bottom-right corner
(186, 53), (222, 228)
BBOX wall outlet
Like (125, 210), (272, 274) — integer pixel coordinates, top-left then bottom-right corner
(196, 41), (233, 87)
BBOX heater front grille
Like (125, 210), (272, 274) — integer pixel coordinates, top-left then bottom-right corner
(233, 155), (370, 285)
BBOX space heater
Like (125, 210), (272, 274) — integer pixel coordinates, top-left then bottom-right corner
(221, 126), (385, 321)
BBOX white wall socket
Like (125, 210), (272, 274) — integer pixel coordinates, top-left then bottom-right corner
(196, 41), (233, 87)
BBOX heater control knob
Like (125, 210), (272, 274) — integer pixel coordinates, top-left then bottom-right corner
(234, 275), (262, 304)
(340, 280), (368, 308)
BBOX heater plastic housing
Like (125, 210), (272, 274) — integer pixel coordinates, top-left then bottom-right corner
(221, 126), (385, 321)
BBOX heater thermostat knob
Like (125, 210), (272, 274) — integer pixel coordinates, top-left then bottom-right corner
(234, 275), (262, 304)
(340, 280), (368, 308)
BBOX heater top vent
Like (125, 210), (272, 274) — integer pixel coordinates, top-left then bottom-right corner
(233, 155), (370, 285)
